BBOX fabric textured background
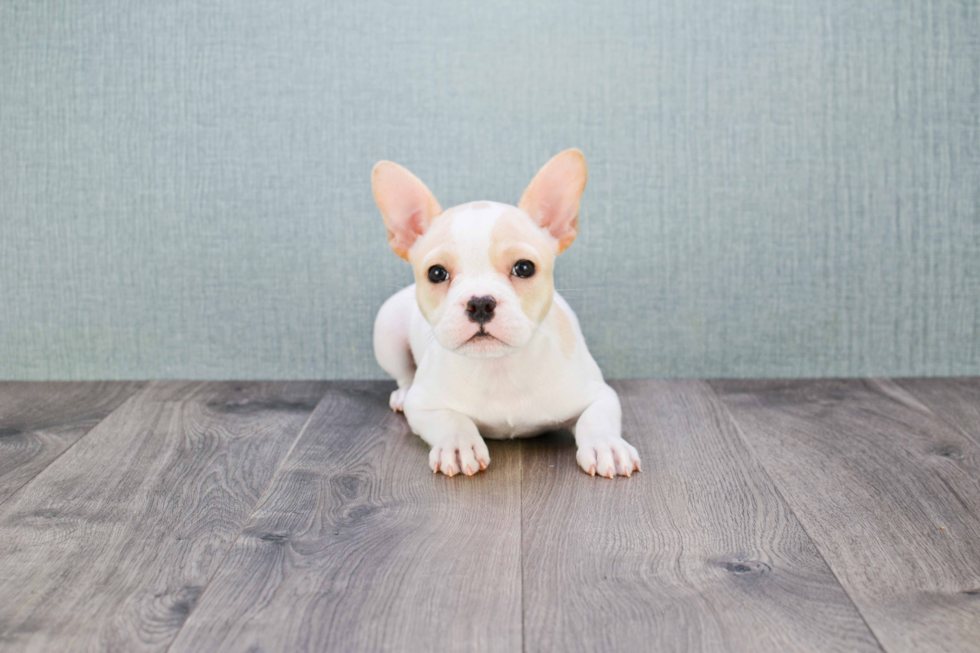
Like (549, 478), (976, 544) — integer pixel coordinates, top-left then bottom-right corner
(1, 0), (978, 380)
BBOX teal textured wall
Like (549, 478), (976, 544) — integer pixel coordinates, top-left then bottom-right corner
(1, 0), (978, 380)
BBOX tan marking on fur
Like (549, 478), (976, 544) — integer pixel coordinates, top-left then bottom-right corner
(489, 209), (557, 323)
(440, 205), (465, 219)
(409, 213), (457, 321)
(470, 201), (491, 209)
(551, 303), (576, 357)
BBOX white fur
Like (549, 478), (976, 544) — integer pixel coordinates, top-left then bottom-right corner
(373, 200), (641, 478)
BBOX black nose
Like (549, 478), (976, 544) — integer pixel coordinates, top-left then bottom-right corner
(466, 296), (496, 325)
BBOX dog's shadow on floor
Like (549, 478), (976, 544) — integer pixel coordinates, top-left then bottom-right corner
(482, 431), (579, 477)
(513, 430), (576, 455)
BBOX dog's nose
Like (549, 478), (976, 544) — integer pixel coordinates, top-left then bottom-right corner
(466, 296), (496, 325)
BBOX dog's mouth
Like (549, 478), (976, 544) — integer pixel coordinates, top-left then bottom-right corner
(466, 328), (504, 345)
(451, 326), (516, 358)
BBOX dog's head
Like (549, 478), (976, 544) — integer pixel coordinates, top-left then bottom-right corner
(372, 150), (587, 358)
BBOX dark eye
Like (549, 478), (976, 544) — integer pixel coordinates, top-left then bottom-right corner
(427, 265), (449, 283)
(512, 259), (536, 278)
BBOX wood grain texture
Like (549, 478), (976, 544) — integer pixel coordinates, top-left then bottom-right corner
(0, 381), (328, 653)
(896, 378), (980, 448)
(0, 381), (145, 505)
(168, 382), (523, 653)
(710, 379), (980, 653)
(521, 380), (882, 653)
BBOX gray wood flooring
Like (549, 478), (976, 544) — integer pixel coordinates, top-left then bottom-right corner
(0, 379), (977, 652)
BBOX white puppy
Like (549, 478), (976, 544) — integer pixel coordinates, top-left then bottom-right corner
(372, 149), (640, 479)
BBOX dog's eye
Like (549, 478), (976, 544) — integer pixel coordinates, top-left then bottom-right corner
(427, 265), (449, 283)
(512, 260), (536, 278)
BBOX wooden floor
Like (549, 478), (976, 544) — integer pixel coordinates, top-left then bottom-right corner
(0, 380), (978, 653)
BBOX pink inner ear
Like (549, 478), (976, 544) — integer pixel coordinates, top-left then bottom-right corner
(374, 162), (441, 257)
(389, 207), (426, 253)
(521, 155), (586, 249)
(404, 208), (425, 236)
(537, 192), (571, 232)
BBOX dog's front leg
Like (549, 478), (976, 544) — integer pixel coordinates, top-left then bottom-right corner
(405, 407), (490, 477)
(573, 384), (642, 478)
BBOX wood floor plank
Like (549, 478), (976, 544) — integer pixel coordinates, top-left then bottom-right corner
(709, 378), (980, 653)
(0, 380), (328, 653)
(168, 382), (523, 653)
(521, 380), (883, 653)
(0, 382), (145, 504)
(895, 377), (980, 447)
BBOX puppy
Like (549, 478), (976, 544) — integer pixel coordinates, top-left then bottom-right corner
(372, 149), (640, 478)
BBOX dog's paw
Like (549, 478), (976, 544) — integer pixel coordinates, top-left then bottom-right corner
(389, 386), (410, 412)
(429, 433), (491, 477)
(576, 437), (641, 478)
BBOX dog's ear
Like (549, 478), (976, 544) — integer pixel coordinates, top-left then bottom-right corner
(372, 161), (442, 260)
(518, 149), (587, 253)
